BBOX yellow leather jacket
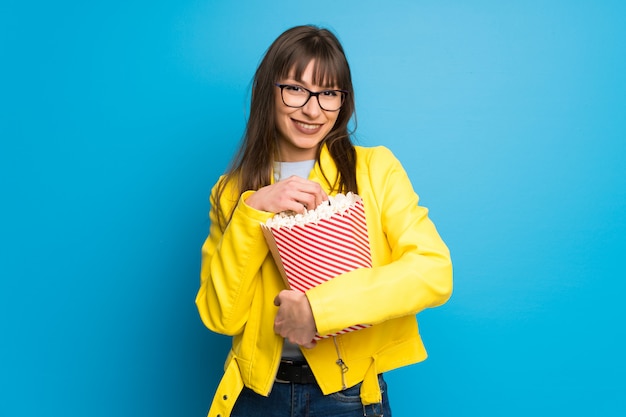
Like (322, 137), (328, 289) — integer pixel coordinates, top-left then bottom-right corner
(196, 145), (453, 417)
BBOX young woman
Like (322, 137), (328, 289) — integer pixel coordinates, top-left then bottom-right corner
(196, 25), (453, 417)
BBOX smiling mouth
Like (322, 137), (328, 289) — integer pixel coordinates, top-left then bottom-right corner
(294, 120), (322, 132)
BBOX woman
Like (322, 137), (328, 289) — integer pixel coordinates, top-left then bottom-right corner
(196, 25), (453, 417)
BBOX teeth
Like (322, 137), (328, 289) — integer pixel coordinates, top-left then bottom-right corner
(296, 121), (319, 130)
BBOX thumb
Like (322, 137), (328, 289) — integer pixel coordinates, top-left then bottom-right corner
(273, 294), (281, 307)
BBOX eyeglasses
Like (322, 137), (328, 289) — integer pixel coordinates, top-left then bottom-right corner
(275, 83), (348, 112)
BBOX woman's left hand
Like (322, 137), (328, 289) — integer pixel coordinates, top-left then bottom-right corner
(273, 290), (317, 349)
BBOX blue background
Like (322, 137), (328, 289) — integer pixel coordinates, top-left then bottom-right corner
(2, 1), (625, 416)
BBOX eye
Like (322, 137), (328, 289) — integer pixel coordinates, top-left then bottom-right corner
(322, 90), (340, 97)
(284, 85), (305, 93)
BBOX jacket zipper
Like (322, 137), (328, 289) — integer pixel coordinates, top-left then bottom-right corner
(332, 336), (349, 390)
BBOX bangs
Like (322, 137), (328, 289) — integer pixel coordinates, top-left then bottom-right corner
(279, 45), (347, 89)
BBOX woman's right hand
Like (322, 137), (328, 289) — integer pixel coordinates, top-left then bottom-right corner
(245, 175), (328, 214)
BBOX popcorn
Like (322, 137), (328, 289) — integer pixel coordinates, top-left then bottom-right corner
(261, 192), (372, 339)
(265, 192), (362, 229)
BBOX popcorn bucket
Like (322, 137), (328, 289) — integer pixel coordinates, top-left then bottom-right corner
(261, 193), (372, 339)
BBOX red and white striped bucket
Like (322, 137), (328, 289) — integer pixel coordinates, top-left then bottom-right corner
(261, 194), (372, 339)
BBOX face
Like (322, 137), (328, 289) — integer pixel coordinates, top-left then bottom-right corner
(274, 61), (340, 162)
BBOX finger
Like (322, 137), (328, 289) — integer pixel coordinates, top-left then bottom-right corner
(273, 319), (281, 335)
(273, 313), (287, 337)
(294, 192), (320, 212)
(274, 294), (281, 306)
(307, 188), (328, 209)
(303, 181), (327, 201)
(318, 192), (329, 206)
(287, 177), (326, 200)
(293, 200), (308, 214)
(279, 178), (327, 211)
(301, 339), (317, 349)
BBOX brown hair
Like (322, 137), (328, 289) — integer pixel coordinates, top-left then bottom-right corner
(215, 25), (358, 228)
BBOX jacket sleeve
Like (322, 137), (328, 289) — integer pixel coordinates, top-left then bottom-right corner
(195, 182), (273, 336)
(306, 147), (453, 336)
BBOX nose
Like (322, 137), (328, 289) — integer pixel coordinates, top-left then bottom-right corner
(301, 94), (323, 117)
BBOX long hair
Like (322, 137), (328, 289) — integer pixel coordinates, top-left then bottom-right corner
(216, 25), (357, 228)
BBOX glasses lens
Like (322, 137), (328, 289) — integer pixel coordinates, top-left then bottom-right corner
(318, 91), (344, 111)
(281, 85), (309, 107)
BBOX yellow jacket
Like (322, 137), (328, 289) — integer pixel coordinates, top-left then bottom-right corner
(196, 145), (453, 417)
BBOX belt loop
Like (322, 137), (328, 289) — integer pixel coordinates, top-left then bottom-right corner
(360, 359), (382, 405)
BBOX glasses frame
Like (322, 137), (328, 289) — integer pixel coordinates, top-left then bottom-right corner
(274, 83), (348, 112)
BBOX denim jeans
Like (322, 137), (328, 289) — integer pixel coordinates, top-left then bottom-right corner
(231, 374), (391, 417)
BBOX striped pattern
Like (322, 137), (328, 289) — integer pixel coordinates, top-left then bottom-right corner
(266, 199), (372, 339)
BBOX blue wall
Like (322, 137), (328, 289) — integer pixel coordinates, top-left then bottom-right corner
(2, 1), (625, 416)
